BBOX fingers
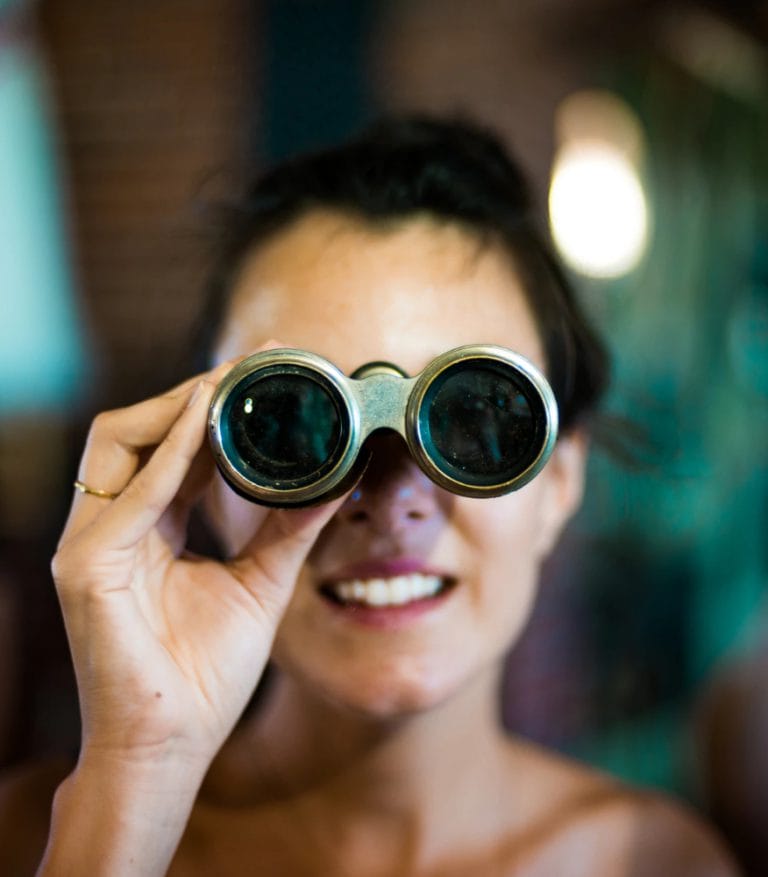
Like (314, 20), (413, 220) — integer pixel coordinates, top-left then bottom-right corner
(62, 363), (236, 543)
(226, 495), (348, 618)
(154, 438), (217, 556)
(224, 451), (368, 615)
(90, 379), (219, 551)
(170, 441), (217, 512)
(63, 338), (291, 544)
(79, 381), (197, 485)
(59, 337), (328, 600)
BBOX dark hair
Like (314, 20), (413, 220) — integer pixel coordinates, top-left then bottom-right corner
(198, 116), (609, 432)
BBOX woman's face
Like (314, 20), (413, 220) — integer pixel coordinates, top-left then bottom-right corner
(210, 210), (585, 718)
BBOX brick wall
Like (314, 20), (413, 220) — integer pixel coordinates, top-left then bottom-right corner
(39, 0), (257, 406)
(0, 0), (257, 762)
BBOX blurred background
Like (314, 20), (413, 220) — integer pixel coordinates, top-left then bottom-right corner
(1, 0), (766, 870)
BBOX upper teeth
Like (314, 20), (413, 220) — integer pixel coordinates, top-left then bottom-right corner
(330, 573), (444, 607)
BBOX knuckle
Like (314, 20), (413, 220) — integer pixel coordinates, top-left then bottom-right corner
(89, 408), (122, 443)
(90, 409), (114, 433)
(50, 549), (66, 583)
(121, 476), (165, 516)
(51, 545), (85, 592)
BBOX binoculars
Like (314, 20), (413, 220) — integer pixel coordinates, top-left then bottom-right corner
(208, 344), (558, 507)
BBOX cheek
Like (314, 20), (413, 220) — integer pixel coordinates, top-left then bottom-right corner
(459, 485), (551, 576)
(456, 490), (550, 630)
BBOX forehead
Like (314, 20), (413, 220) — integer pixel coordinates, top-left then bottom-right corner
(215, 211), (545, 376)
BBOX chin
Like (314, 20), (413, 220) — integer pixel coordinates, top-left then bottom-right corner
(273, 644), (485, 722)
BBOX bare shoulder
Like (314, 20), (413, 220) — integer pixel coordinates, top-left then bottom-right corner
(0, 756), (73, 877)
(501, 740), (740, 877)
(604, 790), (740, 877)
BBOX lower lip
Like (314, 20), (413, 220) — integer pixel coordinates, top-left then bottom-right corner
(320, 590), (454, 630)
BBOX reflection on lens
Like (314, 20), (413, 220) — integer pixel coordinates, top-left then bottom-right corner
(421, 363), (544, 487)
(223, 370), (345, 485)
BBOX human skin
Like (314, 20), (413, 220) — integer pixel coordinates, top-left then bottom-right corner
(0, 211), (739, 876)
(207, 211), (583, 725)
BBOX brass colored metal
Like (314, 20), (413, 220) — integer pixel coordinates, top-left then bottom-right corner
(73, 480), (121, 500)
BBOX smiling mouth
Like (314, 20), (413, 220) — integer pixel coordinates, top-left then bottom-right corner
(319, 573), (457, 609)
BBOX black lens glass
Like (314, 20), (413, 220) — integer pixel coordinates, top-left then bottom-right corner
(223, 369), (345, 485)
(421, 362), (544, 487)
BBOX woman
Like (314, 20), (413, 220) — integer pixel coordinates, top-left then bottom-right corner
(1, 117), (737, 875)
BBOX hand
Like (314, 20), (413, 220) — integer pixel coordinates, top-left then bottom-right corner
(52, 354), (344, 774)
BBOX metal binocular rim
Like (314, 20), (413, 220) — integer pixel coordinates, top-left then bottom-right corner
(208, 344), (559, 507)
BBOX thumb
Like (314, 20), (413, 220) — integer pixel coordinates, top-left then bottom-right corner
(225, 496), (346, 618)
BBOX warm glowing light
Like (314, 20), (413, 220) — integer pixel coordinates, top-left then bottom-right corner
(549, 91), (650, 279)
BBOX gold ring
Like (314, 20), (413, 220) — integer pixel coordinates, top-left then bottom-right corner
(73, 480), (121, 500)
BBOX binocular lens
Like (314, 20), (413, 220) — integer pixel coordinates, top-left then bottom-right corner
(222, 367), (348, 486)
(210, 346), (557, 505)
(419, 362), (543, 488)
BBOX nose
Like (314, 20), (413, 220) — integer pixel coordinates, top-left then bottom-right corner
(338, 433), (447, 535)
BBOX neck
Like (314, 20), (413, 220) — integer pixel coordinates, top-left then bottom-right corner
(203, 662), (516, 868)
